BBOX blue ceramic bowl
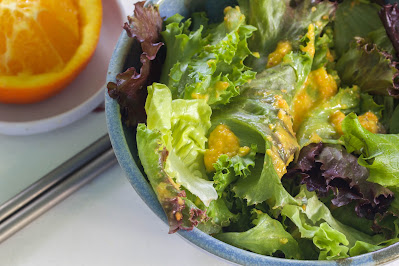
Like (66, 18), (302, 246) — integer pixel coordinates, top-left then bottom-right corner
(106, 0), (399, 264)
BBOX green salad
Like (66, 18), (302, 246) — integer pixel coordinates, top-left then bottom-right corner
(108, 0), (399, 260)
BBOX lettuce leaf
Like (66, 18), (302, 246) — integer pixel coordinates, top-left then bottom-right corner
(137, 83), (218, 232)
(312, 26), (335, 71)
(334, 0), (383, 57)
(206, 197), (238, 229)
(391, 104), (399, 133)
(360, 93), (384, 119)
(330, 203), (375, 236)
(368, 27), (396, 56)
(237, 0), (285, 70)
(159, 14), (206, 97)
(212, 145), (257, 197)
(296, 87), (360, 147)
(281, 187), (384, 260)
(373, 187), (399, 238)
(212, 155), (237, 197)
(336, 38), (399, 97)
(379, 3), (399, 57)
(284, 50), (313, 96)
(107, 2), (164, 126)
(210, 65), (307, 206)
(317, 146), (393, 218)
(123, 1), (163, 58)
(160, 7), (256, 107)
(349, 241), (385, 257)
(215, 210), (301, 259)
(374, 95), (396, 132)
(136, 125), (196, 233)
(282, 191), (350, 260)
(232, 152), (299, 208)
(341, 113), (399, 188)
(238, 0), (335, 70)
(148, 83), (217, 205)
(289, 143), (394, 220)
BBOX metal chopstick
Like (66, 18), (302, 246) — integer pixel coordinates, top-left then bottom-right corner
(0, 133), (118, 243)
(0, 134), (112, 223)
(0, 148), (117, 244)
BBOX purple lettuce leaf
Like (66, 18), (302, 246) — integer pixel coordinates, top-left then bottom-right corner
(286, 144), (394, 220)
(379, 3), (399, 58)
(107, 55), (150, 127)
(124, 1), (164, 59)
(288, 143), (329, 196)
(373, 192), (399, 239)
(107, 1), (164, 126)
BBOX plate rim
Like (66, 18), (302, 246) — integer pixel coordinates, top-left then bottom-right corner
(0, 86), (105, 136)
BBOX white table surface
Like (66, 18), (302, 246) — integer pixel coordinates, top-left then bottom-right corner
(0, 1), (396, 265)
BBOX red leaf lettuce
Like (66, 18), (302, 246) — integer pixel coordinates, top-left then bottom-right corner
(107, 1), (164, 126)
(287, 143), (394, 220)
(379, 3), (399, 58)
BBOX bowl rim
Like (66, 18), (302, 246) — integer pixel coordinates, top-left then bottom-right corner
(105, 3), (399, 265)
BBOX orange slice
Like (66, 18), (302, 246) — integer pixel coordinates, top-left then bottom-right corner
(0, 0), (102, 103)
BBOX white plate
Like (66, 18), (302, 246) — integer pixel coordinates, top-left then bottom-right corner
(0, 0), (125, 136)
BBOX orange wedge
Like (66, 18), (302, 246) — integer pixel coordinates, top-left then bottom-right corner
(0, 0), (102, 103)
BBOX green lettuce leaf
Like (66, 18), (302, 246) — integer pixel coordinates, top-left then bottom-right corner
(312, 26), (335, 71)
(213, 155), (237, 197)
(232, 152), (298, 208)
(206, 197), (239, 229)
(237, 0), (285, 70)
(314, 223), (349, 260)
(360, 93), (384, 119)
(200, 185), (256, 234)
(334, 0), (383, 57)
(391, 104), (399, 134)
(341, 113), (399, 188)
(137, 83), (218, 232)
(349, 241), (384, 257)
(368, 27), (396, 56)
(348, 238), (399, 258)
(374, 95), (396, 132)
(160, 7), (256, 107)
(147, 83), (217, 205)
(215, 210), (301, 259)
(238, 0), (335, 70)
(210, 75), (302, 207)
(296, 87), (360, 147)
(284, 51), (313, 97)
(213, 144), (257, 196)
(224, 188), (255, 233)
(331, 203), (375, 236)
(137, 124), (188, 233)
(281, 187), (384, 260)
(336, 38), (399, 97)
(159, 14), (205, 95)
